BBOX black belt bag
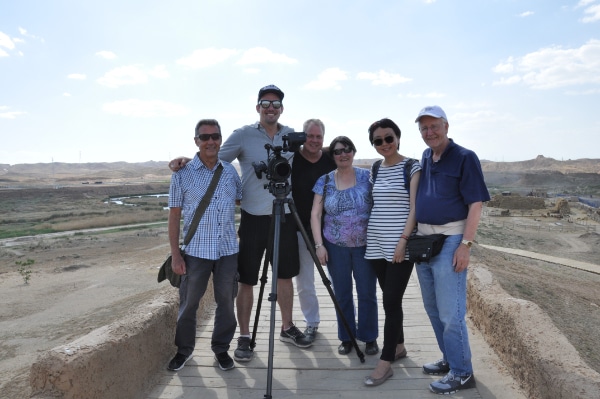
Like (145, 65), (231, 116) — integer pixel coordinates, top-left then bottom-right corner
(407, 234), (447, 263)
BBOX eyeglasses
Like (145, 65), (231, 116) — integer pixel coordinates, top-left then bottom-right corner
(333, 147), (353, 156)
(372, 135), (395, 147)
(258, 100), (282, 109)
(195, 133), (222, 141)
(419, 123), (443, 134)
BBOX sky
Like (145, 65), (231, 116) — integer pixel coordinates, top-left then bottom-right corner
(1, 0), (599, 166)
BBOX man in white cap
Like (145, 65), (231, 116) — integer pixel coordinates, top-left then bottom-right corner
(414, 105), (490, 395)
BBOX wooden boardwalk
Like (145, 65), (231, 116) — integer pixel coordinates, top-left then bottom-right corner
(146, 270), (525, 399)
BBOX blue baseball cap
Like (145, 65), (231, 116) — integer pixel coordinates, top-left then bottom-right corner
(257, 84), (284, 101)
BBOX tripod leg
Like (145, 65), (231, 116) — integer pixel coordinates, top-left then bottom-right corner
(287, 199), (365, 363)
(264, 199), (284, 398)
(250, 210), (275, 350)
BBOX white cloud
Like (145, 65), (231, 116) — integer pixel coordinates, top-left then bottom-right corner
(0, 31), (15, 50)
(68, 73), (87, 80)
(303, 68), (348, 90)
(356, 70), (412, 86)
(577, 0), (596, 8)
(0, 105), (25, 119)
(97, 65), (169, 88)
(176, 47), (238, 68)
(581, 4), (600, 23)
(0, 48), (8, 57)
(102, 99), (189, 117)
(63, 93), (72, 97)
(518, 11), (534, 17)
(236, 47), (297, 65)
(96, 51), (116, 59)
(492, 39), (600, 89)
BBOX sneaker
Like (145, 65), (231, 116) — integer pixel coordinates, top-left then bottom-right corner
(233, 336), (254, 362)
(167, 352), (192, 371)
(423, 359), (450, 375)
(365, 340), (379, 355)
(279, 323), (313, 348)
(429, 372), (476, 395)
(214, 351), (235, 371)
(304, 326), (318, 343)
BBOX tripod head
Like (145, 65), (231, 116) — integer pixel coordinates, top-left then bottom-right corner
(251, 132), (306, 198)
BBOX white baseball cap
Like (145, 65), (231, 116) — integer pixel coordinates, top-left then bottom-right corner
(415, 105), (448, 122)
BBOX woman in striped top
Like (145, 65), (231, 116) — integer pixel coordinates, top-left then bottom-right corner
(363, 118), (421, 387)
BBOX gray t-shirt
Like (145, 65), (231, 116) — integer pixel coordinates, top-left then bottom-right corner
(219, 122), (295, 215)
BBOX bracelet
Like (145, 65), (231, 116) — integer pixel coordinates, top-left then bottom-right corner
(315, 243), (323, 249)
(400, 234), (409, 241)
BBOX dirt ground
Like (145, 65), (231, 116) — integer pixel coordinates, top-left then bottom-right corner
(1, 194), (599, 398)
(0, 228), (171, 399)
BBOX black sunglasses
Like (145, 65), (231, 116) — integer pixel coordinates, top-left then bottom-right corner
(258, 100), (282, 109)
(333, 147), (353, 156)
(195, 133), (222, 141)
(372, 135), (395, 147)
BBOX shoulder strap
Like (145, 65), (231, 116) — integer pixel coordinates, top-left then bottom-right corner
(371, 159), (383, 184)
(182, 163), (224, 247)
(403, 158), (416, 191)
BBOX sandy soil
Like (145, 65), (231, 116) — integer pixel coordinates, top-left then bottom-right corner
(0, 228), (170, 399)
(1, 205), (599, 398)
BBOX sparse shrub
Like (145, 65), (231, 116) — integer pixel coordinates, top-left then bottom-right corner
(16, 259), (34, 284)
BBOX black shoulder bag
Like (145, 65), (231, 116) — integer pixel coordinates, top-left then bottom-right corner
(371, 158), (447, 263)
(158, 164), (224, 287)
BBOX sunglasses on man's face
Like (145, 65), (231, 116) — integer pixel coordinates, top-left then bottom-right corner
(333, 147), (353, 156)
(372, 135), (395, 147)
(195, 133), (222, 141)
(258, 100), (282, 109)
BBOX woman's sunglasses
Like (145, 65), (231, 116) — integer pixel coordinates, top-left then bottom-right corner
(333, 147), (353, 156)
(372, 135), (395, 147)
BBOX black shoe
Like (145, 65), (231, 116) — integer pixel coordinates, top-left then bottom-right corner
(365, 340), (379, 355)
(214, 351), (235, 371)
(338, 341), (352, 355)
(167, 352), (192, 371)
(429, 372), (476, 394)
(279, 323), (313, 348)
(423, 359), (450, 375)
(233, 336), (254, 362)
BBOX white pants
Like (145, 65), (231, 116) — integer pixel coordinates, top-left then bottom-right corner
(294, 232), (320, 327)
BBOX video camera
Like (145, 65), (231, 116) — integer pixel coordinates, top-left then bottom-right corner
(252, 132), (306, 184)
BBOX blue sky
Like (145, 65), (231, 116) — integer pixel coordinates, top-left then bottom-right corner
(1, 0), (599, 165)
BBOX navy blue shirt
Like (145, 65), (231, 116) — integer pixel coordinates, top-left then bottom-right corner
(416, 139), (490, 225)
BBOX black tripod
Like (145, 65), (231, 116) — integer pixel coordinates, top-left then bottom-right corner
(250, 180), (365, 399)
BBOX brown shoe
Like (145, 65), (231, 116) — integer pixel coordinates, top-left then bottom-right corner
(393, 347), (407, 362)
(364, 367), (393, 387)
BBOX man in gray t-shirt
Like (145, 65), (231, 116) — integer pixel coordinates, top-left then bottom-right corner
(169, 85), (312, 362)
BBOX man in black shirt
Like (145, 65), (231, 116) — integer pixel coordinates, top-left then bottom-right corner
(290, 119), (336, 343)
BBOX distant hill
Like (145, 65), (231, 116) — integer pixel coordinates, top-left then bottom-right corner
(1, 155), (599, 194)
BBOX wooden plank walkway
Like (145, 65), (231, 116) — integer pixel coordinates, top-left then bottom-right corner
(146, 270), (525, 399)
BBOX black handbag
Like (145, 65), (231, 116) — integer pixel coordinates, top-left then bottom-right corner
(407, 234), (447, 263)
(157, 164), (224, 288)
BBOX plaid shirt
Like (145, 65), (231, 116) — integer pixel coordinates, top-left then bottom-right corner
(168, 156), (242, 260)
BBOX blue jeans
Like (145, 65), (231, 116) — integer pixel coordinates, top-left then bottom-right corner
(324, 240), (378, 343)
(176, 253), (239, 356)
(416, 234), (473, 376)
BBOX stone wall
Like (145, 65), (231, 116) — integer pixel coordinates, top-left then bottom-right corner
(468, 265), (600, 399)
(29, 282), (214, 399)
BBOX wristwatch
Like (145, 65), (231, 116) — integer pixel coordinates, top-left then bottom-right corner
(461, 239), (473, 248)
